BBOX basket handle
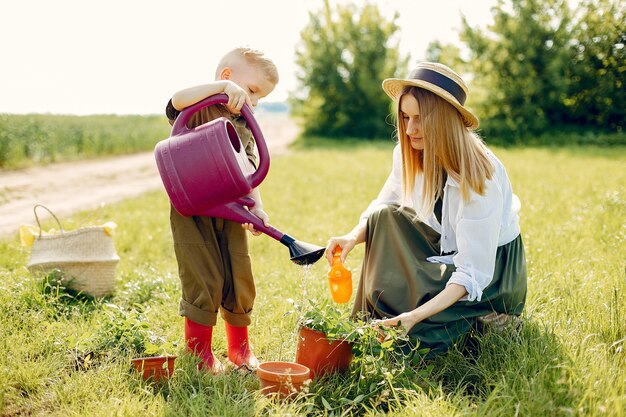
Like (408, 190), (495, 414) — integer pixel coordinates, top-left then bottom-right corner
(33, 204), (64, 238)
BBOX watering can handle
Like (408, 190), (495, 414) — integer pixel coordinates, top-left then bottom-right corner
(170, 93), (269, 190)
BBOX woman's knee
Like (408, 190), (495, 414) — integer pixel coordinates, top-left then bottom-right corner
(368, 204), (400, 224)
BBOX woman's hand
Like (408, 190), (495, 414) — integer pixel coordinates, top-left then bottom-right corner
(242, 207), (270, 236)
(324, 234), (357, 264)
(373, 311), (420, 336)
(223, 81), (252, 113)
(372, 284), (468, 338)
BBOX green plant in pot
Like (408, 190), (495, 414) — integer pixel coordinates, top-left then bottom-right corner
(290, 299), (433, 413)
(131, 333), (175, 379)
(94, 303), (178, 382)
(62, 302), (178, 381)
(291, 298), (362, 379)
(130, 327), (178, 382)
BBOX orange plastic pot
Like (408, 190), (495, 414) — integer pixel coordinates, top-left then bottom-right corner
(256, 361), (311, 399)
(295, 326), (353, 379)
(131, 355), (176, 381)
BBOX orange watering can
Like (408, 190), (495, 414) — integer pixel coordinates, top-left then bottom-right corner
(327, 247), (352, 303)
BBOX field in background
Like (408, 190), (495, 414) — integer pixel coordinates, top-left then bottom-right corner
(0, 144), (624, 416)
(0, 107), (293, 170)
(0, 114), (171, 169)
(2, 109), (624, 171)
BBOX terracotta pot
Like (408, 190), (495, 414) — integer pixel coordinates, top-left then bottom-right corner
(295, 326), (353, 379)
(256, 361), (311, 399)
(131, 355), (176, 381)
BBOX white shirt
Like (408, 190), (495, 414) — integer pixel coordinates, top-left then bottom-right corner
(358, 145), (521, 302)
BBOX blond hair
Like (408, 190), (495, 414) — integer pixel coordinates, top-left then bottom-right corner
(215, 47), (279, 84)
(398, 87), (494, 219)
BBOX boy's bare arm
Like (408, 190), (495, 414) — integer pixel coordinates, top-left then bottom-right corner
(171, 80), (252, 112)
(242, 187), (270, 236)
(248, 188), (263, 210)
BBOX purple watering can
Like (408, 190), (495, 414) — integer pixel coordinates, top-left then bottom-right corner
(154, 93), (325, 265)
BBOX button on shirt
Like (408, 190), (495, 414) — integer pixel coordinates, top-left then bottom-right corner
(358, 145), (521, 302)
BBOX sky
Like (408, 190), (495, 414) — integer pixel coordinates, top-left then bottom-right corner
(0, 0), (498, 115)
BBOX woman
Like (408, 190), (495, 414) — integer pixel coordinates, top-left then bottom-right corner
(325, 62), (527, 354)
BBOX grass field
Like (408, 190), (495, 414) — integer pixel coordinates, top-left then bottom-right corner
(1, 143), (624, 416)
(0, 114), (172, 169)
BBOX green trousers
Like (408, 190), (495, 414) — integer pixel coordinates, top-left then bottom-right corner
(170, 205), (255, 327)
(352, 205), (527, 354)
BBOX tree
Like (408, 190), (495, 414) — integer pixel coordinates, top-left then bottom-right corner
(565, 0), (625, 131)
(457, 0), (625, 141)
(291, 0), (407, 139)
(461, 0), (574, 138)
(425, 41), (464, 70)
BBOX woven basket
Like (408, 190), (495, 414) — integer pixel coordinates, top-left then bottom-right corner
(27, 205), (120, 297)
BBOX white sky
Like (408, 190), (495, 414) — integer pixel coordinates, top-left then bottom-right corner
(0, 0), (497, 115)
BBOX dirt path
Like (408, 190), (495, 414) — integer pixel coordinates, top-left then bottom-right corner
(0, 114), (299, 237)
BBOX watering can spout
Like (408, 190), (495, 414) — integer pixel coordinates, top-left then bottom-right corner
(199, 199), (325, 266)
(280, 235), (326, 266)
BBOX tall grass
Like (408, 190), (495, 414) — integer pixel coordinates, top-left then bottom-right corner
(0, 143), (624, 416)
(0, 114), (171, 168)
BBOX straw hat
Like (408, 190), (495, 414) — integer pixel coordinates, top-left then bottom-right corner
(382, 62), (479, 129)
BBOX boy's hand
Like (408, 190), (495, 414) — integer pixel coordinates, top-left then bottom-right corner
(224, 81), (252, 113)
(242, 207), (270, 236)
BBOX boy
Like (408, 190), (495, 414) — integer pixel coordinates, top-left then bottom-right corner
(165, 47), (278, 373)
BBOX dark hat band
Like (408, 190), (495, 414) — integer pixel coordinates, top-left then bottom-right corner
(409, 68), (467, 105)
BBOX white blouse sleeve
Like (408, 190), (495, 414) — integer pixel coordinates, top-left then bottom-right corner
(446, 178), (504, 302)
(356, 144), (404, 230)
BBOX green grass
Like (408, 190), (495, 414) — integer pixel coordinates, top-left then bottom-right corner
(0, 113), (172, 169)
(1, 143), (625, 416)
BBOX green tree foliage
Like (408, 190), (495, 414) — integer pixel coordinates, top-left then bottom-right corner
(458, 0), (625, 141)
(291, 0), (407, 139)
(565, 0), (625, 130)
(425, 41), (465, 70)
(461, 0), (574, 137)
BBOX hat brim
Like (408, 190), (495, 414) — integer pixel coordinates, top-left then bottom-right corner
(382, 78), (479, 130)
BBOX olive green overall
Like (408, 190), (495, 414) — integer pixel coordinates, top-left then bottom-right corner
(353, 205), (527, 354)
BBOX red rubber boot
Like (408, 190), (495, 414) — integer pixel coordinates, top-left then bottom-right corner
(184, 317), (224, 373)
(224, 322), (259, 369)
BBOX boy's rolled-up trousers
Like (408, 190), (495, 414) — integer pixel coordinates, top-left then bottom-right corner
(170, 204), (255, 327)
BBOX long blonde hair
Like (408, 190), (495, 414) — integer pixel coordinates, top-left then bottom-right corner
(398, 86), (494, 219)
